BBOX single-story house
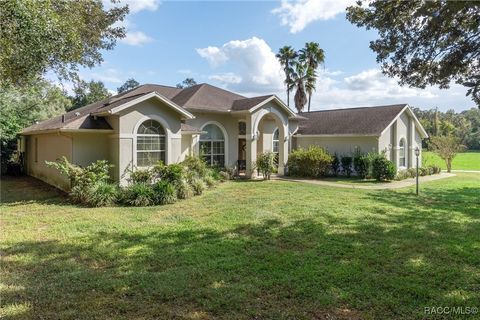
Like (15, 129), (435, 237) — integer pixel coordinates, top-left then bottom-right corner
(21, 83), (428, 190)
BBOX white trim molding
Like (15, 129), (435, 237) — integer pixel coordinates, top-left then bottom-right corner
(132, 115), (172, 166)
(94, 92), (195, 120)
(199, 120), (229, 167)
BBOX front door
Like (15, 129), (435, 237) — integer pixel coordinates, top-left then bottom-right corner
(238, 138), (246, 173)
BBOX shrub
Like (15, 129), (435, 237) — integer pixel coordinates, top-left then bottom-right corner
(353, 154), (370, 179)
(152, 180), (177, 205)
(155, 163), (185, 186)
(176, 179), (194, 199)
(395, 169), (409, 181)
(331, 153), (340, 176)
(371, 156), (396, 181)
(204, 175), (217, 188)
(46, 156), (111, 187)
(287, 146), (333, 178)
(182, 156), (208, 179)
(47, 157), (115, 206)
(254, 152), (276, 180)
(218, 170), (231, 181)
(419, 167), (429, 176)
(190, 178), (205, 195)
(87, 182), (118, 207)
(121, 183), (155, 206)
(70, 184), (91, 204)
(341, 156), (353, 177)
(407, 168), (417, 178)
(129, 168), (153, 184)
(431, 165), (442, 174)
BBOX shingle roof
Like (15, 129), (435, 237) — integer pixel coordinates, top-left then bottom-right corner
(297, 104), (407, 136)
(231, 95), (274, 111)
(22, 84), (183, 134)
(171, 83), (246, 112)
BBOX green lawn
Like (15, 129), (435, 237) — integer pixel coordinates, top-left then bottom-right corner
(423, 150), (480, 170)
(1, 174), (479, 319)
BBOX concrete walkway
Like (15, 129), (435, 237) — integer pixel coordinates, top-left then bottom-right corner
(274, 173), (457, 190)
(451, 170), (480, 173)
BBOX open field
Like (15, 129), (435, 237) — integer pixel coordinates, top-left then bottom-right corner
(423, 151), (480, 171)
(1, 173), (479, 319)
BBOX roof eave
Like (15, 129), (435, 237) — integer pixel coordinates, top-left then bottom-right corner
(105, 92), (195, 119)
(294, 133), (380, 137)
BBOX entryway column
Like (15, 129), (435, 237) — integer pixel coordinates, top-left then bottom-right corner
(408, 117), (415, 168)
(277, 125), (288, 175)
(245, 115), (257, 178)
(392, 120), (399, 168)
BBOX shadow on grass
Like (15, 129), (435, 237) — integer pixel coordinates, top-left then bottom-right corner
(2, 207), (479, 319)
(0, 176), (67, 205)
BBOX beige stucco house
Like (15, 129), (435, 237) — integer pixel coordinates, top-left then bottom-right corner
(21, 83), (428, 190)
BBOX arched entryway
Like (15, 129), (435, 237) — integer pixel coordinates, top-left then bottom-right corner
(246, 108), (288, 177)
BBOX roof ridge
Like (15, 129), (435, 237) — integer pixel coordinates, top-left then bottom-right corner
(300, 104), (407, 113)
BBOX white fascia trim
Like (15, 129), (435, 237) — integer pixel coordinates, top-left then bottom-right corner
(59, 129), (114, 133)
(248, 96), (297, 118)
(109, 92), (195, 119)
(294, 134), (378, 138)
(380, 104), (429, 139)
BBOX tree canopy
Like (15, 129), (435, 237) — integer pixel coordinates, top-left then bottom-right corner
(176, 78), (197, 89)
(0, 0), (128, 86)
(117, 78), (140, 93)
(346, 1), (480, 106)
(413, 107), (480, 150)
(69, 80), (111, 110)
(0, 81), (71, 168)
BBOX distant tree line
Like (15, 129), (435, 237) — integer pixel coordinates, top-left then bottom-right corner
(412, 107), (480, 150)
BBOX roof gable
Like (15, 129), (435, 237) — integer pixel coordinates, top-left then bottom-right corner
(297, 104), (408, 136)
(171, 83), (245, 112)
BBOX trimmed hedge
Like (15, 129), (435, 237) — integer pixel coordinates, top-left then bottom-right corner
(371, 156), (396, 181)
(287, 146), (333, 178)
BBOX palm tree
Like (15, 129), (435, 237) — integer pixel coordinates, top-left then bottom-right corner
(276, 46), (298, 107)
(291, 62), (309, 113)
(299, 42), (325, 112)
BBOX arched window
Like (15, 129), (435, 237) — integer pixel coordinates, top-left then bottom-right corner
(136, 119), (166, 167)
(200, 124), (225, 167)
(399, 138), (406, 167)
(272, 128), (279, 154)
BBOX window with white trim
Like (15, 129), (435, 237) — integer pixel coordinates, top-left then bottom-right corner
(200, 124), (225, 167)
(272, 128), (279, 154)
(136, 120), (166, 166)
(399, 138), (406, 167)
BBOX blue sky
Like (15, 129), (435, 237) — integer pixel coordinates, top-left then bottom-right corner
(71, 0), (474, 112)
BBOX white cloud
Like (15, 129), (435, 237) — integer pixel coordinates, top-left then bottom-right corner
(102, 0), (160, 14)
(120, 31), (153, 46)
(81, 68), (124, 84)
(104, 0), (159, 46)
(272, 0), (355, 33)
(209, 73), (242, 84)
(124, 0), (160, 13)
(197, 37), (283, 93)
(196, 47), (228, 67)
(343, 69), (435, 99)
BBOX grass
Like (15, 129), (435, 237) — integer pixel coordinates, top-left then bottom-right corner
(423, 150), (480, 170)
(1, 174), (479, 319)
(319, 176), (387, 185)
